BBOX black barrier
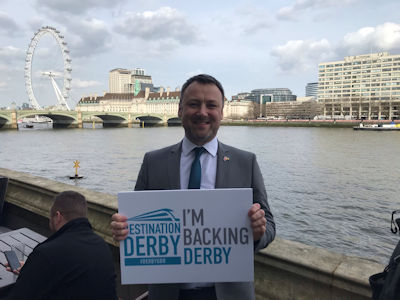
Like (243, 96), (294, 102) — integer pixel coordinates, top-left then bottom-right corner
(0, 177), (8, 217)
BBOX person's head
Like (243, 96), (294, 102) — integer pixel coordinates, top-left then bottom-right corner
(49, 191), (87, 232)
(178, 74), (224, 146)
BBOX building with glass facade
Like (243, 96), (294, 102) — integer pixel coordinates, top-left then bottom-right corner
(318, 52), (400, 119)
(306, 82), (318, 98)
(243, 88), (297, 103)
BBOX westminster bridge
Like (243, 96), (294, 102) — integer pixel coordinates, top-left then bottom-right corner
(0, 110), (182, 129)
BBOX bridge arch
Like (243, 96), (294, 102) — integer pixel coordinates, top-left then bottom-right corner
(136, 116), (163, 127)
(93, 114), (127, 128)
(167, 117), (182, 126)
(0, 115), (10, 128)
(18, 112), (77, 128)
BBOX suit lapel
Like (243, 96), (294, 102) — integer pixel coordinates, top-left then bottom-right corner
(167, 142), (182, 189)
(216, 141), (230, 188)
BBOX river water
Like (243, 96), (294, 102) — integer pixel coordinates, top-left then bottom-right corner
(1, 125), (400, 264)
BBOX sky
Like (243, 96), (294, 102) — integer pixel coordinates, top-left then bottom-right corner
(1, 0), (400, 108)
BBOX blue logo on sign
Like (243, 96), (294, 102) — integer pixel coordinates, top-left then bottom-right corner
(124, 208), (182, 266)
(128, 208), (180, 222)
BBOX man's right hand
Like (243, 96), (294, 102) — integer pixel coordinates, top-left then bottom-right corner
(5, 261), (24, 275)
(110, 213), (128, 241)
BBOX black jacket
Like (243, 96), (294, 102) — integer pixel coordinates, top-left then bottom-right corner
(378, 240), (400, 300)
(4, 218), (117, 300)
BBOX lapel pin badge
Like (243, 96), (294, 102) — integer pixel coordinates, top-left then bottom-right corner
(223, 156), (230, 161)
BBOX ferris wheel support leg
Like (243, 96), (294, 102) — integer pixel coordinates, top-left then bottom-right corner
(50, 76), (71, 111)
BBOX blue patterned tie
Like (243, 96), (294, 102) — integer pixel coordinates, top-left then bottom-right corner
(188, 147), (205, 189)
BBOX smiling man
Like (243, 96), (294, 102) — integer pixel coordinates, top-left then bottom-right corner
(178, 79), (223, 146)
(111, 74), (275, 300)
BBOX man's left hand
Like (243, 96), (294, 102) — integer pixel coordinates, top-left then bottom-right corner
(248, 203), (266, 242)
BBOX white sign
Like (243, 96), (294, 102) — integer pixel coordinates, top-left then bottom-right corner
(118, 188), (253, 284)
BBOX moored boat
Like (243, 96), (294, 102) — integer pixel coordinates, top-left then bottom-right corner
(353, 123), (400, 131)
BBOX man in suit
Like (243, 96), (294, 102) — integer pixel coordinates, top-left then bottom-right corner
(111, 74), (275, 300)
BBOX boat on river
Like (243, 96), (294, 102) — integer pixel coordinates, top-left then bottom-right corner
(17, 115), (52, 130)
(353, 123), (400, 131)
(18, 115), (52, 124)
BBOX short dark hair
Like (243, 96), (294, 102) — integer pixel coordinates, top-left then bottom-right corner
(180, 74), (225, 108)
(51, 191), (87, 221)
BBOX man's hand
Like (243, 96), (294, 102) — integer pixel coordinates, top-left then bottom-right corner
(111, 213), (128, 242)
(5, 261), (24, 275)
(248, 203), (266, 242)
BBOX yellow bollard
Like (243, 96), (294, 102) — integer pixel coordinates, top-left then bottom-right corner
(70, 160), (83, 179)
(73, 160), (80, 176)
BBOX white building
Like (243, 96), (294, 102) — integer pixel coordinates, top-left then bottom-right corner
(318, 52), (400, 119)
(109, 68), (153, 94)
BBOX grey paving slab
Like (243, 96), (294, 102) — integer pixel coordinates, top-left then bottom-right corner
(10, 232), (38, 249)
(0, 228), (46, 288)
(20, 228), (46, 243)
(0, 241), (10, 252)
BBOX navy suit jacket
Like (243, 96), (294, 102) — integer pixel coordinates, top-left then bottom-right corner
(134, 141), (275, 300)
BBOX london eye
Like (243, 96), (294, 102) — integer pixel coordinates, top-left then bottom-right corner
(24, 26), (72, 110)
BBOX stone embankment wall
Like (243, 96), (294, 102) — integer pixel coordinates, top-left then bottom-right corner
(0, 168), (383, 300)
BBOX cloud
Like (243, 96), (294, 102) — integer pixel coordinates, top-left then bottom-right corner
(35, 0), (126, 15)
(72, 78), (101, 88)
(28, 16), (47, 32)
(0, 82), (7, 91)
(338, 22), (400, 55)
(114, 7), (199, 45)
(271, 39), (334, 73)
(277, 0), (357, 20)
(0, 46), (25, 61)
(25, 17), (112, 58)
(60, 18), (112, 57)
(0, 11), (20, 35)
(237, 5), (274, 34)
(271, 22), (400, 73)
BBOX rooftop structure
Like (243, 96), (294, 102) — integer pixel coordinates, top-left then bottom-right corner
(109, 68), (153, 94)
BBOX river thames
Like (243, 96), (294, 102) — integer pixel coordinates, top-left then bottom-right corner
(1, 125), (399, 264)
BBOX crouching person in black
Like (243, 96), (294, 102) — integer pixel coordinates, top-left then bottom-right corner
(4, 191), (118, 300)
(370, 210), (400, 300)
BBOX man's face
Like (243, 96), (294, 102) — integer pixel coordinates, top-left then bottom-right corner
(178, 82), (224, 145)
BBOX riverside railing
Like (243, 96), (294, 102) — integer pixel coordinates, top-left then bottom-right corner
(0, 168), (383, 300)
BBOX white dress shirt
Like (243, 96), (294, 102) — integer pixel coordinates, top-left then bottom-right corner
(179, 136), (218, 289)
(180, 136), (218, 190)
